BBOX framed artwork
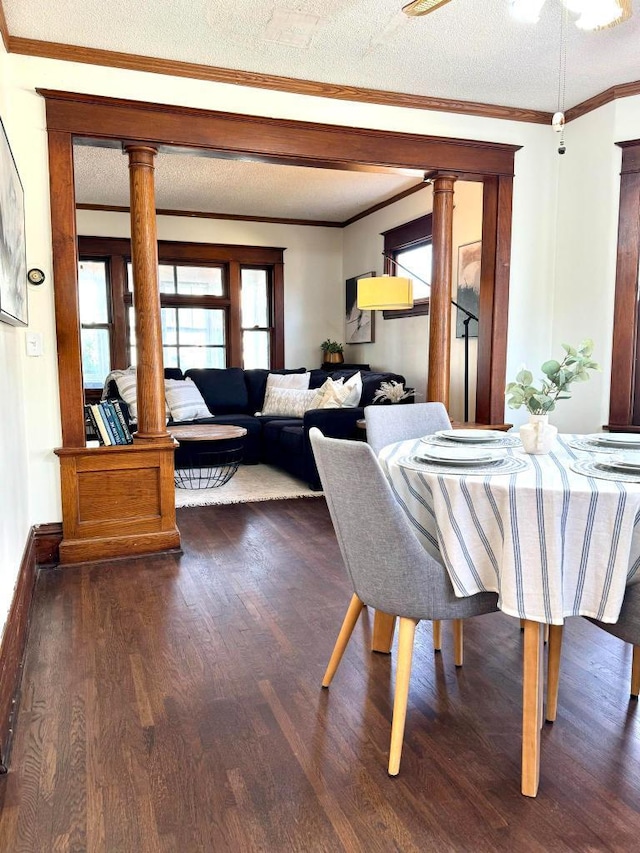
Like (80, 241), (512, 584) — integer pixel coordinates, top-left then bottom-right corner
(345, 271), (375, 344)
(456, 240), (481, 339)
(0, 115), (27, 326)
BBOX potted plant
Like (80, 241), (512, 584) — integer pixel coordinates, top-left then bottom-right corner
(321, 339), (344, 364)
(506, 339), (600, 454)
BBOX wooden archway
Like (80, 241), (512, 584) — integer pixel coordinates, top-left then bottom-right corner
(41, 90), (519, 562)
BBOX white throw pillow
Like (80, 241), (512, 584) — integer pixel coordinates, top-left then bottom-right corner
(312, 373), (362, 409)
(261, 387), (319, 417)
(115, 372), (171, 422)
(341, 372), (362, 408)
(311, 377), (344, 409)
(114, 373), (140, 421)
(165, 378), (211, 422)
(266, 372), (311, 391)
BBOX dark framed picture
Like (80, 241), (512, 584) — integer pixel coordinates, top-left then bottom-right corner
(0, 115), (28, 327)
(456, 240), (481, 339)
(345, 271), (375, 344)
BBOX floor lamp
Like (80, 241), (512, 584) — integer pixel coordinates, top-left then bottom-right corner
(357, 255), (479, 423)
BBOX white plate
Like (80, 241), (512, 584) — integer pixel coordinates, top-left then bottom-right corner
(415, 446), (504, 465)
(587, 433), (640, 448)
(435, 428), (504, 443)
(599, 452), (640, 472)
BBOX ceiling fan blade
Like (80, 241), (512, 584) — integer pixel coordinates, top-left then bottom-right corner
(402, 0), (454, 17)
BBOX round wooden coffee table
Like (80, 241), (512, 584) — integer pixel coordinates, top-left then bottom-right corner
(170, 425), (247, 489)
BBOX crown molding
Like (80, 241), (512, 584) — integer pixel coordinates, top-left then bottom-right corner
(76, 203), (344, 228)
(10, 36), (552, 125)
(0, 1), (9, 52)
(565, 79), (640, 123)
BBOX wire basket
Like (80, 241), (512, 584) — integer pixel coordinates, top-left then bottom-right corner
(174, 447), (243, 490)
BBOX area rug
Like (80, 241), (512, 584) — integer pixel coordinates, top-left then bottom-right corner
(175, 463), (323, 507)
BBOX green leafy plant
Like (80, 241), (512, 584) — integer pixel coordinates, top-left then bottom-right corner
(320, 339), (344, 354)
(506, 339), (600, 415)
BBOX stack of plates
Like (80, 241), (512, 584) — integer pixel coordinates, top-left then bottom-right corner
(595, 451), (640, 475)
(434, 428), (506, 444)
(414, 445), (505, 467)
(586, 433), (640, 450)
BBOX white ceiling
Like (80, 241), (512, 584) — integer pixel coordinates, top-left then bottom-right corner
(8, 0), (639, 220)
(72, 145), (425, 223)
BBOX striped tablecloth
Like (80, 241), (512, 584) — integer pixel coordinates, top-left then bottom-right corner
(378, 435), (640, 625)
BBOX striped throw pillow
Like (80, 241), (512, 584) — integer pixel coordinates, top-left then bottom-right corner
(165, 378), (211, 422)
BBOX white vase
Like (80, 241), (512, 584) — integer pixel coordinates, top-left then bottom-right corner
(519, 414), (557, 455)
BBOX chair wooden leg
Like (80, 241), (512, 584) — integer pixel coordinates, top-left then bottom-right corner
(372, 611), (396, 654)
(432, 620), (442, 652)
(453, 619), (463, 667)
(388, 617), (418, 776)
(322, 594), (364, 688)
(631, 646), (640, 699)
(546, 624), (563, 722)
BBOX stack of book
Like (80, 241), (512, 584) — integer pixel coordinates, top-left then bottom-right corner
(85, 400), (133, 446)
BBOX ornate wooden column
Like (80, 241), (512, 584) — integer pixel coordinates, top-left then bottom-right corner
(427, 174), (457, 407)
(124, 143), (169, 442)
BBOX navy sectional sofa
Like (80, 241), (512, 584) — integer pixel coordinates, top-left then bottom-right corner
(109, 366), (411, 490)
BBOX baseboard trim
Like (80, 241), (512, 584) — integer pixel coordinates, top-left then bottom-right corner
(34, 522), (63, 566)
(0, 526), (44, 770)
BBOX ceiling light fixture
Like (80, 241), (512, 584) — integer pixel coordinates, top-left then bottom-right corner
(402, 0), (454, 17)
(507, 0), (631, 30)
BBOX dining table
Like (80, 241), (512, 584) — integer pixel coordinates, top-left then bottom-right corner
(374, 430), (640, 797)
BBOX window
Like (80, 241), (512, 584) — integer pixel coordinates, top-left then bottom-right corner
(382, 214), (433, 319)
(77, 237), (284, 392)
(78, 259), (112, 388)
(241, 268), (272, 369)
(126, 262), (227, 370)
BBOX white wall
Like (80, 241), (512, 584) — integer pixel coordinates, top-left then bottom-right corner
(342, 181), (483, 422)
(77, 209), (344, 370)
(0, 45), (32, 635)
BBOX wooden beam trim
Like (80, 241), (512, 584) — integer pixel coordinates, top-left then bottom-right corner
(11, 38), (552, 125)
(37, 89), (520, 177)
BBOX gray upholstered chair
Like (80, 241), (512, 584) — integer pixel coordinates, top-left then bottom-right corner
(364, 401), (452, 456)
(546, 585), (640, 721)
(310, 427), (498, 775)
(364, 401), (452, 653)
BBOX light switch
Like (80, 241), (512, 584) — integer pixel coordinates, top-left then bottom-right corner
(26, 332), (43, 357)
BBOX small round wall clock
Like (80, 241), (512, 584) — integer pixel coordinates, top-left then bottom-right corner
(27, 268), (46, 285)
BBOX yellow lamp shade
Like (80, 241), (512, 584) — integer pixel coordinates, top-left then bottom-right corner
(357, 275), (414, 311)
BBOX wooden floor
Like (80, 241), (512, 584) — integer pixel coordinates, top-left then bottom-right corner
(1, 498), (640, 851)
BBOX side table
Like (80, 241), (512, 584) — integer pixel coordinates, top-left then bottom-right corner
(170, 425), (247, 489)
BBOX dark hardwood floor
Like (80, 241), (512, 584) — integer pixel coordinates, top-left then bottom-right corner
(1, 498), (640, 851)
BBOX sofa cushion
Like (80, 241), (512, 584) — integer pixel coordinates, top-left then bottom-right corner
(185, 367), (249, 415)
(165, 378), (211, 422)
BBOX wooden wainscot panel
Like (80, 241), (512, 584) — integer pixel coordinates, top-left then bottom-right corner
(54, 443), (180, 564)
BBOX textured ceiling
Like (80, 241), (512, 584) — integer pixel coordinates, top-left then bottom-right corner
(5, 0), (640, 112)
(11, 0), (640, 220)
(73, 145), (424, 222)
